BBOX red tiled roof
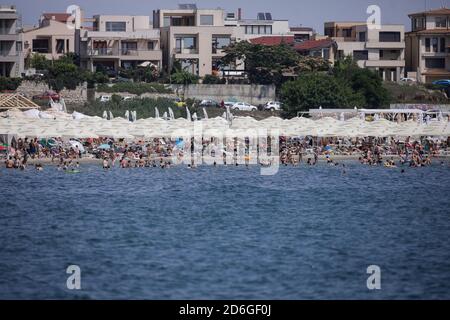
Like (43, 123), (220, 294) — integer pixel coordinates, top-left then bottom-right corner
(42, 13), (71, 23)
(293, 39), (335, 51)
(409, 8), (450, 17)
(249, 36), (295, 46)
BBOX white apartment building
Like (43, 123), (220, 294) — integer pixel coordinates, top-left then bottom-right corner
(154, 5), (300, 77)
(154, 5), (235, 77)
(406, 8), (450, 83)
(0, 5), (24, 77)
(78, 14), (162, 72)
(224, 10), (292, 42)
(23, 13), (75, 64)
(325, 22), (405, 81)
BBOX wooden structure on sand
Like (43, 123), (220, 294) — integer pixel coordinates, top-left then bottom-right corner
(0, 93), (40, 110)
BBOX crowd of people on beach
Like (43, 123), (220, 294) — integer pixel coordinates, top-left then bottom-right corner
(2, 135), (449, 171)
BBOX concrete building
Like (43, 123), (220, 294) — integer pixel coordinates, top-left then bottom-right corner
(154, 5), (235, 77)
(154, 5), (306, 77)
(405, 8), (450, 83)
(23, 13), (75, 64)
(224, 10), (292, 42)
(0, 5), (24, 77)
(290, 27), (315, 42)
(78, 14), (162, 72)
(325, 21), (405, 81)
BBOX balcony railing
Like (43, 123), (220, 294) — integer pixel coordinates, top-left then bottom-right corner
(88, 48), (119, 56)
(0, 50), (21, 57)
(174, 48), (198, 54)
(121, 48), (159, 56)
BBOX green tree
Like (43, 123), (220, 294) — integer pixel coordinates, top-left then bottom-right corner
(29, 53), (51, 70)
(171, 70), (199, 85)
(281, 73), (365, 118)
(333, 56), (390, 108)
(202, 74), (225, 84)
(220, 41), (330, 88)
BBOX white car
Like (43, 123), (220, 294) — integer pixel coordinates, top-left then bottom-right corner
(265, 101), (282, 111)
(400, 77), (417, 84)
(99, 95), (111, 102)
(123, 96), (133, 101)
(232, 102), (258, 112)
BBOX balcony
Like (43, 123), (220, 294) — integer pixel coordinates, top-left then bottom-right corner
(174, 48), (199, 55)
(365, 41), (405, 49)
(120, 48), (162, 61)
(88, 48), (119, 57)
(364, 60), (405, 68)
(86, 47), (162, 61)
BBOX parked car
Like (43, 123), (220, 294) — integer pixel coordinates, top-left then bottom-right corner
(232, 102), (258, 112)
(99, 95), (111, 102)
(123, 96), (133, 101)
(264, 101), (282, 111)
(400, 77), (417, 84)
(432, 79), (450, 87)
(199, 99), (220, 108)
(32, 90), (60, 101)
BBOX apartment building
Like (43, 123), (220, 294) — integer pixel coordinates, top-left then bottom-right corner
(0, 5), (24, 77)
(290, 27), (315, 42)
(77, 14), (162, 72)
(154, 5), (236, 77)
(23, 13), (75, 64)
(224, 10), (292, 42)
(405, 8), (450, 83)
(325, 22), (405, 81)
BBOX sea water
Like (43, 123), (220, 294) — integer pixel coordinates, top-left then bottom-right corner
(0, 162), (449, 299)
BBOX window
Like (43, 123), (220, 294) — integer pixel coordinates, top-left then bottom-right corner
(324, 27), (334, 37)
(425, 38), (431, 52)
(436, 16), (447, 28)
(212, 36), (231, 52)
(32, 39), (49, 53)
(200, 15), (214, 26)
(440, 38), (446, 53)
(175, 37), (197, 53)
(380, 50), (384, 58)
(432, 38), (438, 52)
(353, 50), (368, 61)
(121, 41), (137, 55)
(56, 39), (65, 54)
(244, 25), (272, 35)
(16, 41), (22, 52)
(413, 17), (425, 30)
(105, 21), (126, 32)
(425, 58), (445, 69)
(379, 32), (401, 42)
(175, 38), (182, 53)
(358, 32), (366, 42)
(147, 41), (155, 50)
(342, 28), (352, 38)
(163, 17), (170, 27)
(183, 37), (196, 49)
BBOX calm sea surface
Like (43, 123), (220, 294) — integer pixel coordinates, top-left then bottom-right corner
(0, 162), (449, 299)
